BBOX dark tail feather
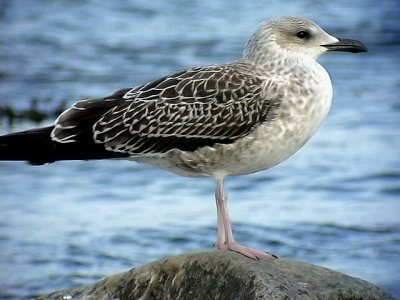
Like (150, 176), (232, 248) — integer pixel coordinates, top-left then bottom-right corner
(0, 126), (128, 165)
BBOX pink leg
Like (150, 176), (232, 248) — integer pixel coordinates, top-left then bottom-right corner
(215, 177), (275, 260)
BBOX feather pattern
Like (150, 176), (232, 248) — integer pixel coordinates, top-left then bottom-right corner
(52, 61), (280, 155)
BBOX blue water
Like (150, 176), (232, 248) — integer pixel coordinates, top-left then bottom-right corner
(1, 0), (400, 299)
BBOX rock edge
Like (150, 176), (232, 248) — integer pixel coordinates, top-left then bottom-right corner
(37, 251), (393, 300)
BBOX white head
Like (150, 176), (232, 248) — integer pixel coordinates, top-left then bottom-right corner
(244, 16), (367, 62)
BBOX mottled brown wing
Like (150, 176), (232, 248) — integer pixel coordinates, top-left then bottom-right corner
(91, 62), (277, 154)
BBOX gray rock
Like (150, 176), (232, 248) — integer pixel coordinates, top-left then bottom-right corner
(37, 251), (393, 300)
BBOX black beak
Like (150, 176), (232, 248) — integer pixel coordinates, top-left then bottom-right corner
(322, 38), (368, 53)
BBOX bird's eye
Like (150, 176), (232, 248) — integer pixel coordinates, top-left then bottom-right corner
(296, 31), (309, 39)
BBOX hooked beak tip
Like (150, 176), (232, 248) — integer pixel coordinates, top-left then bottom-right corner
(322, 38), (368, 53)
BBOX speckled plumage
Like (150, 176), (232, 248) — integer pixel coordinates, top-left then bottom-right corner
(52, 62), (278, 158)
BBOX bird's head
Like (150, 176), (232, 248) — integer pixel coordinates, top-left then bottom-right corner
(244, 16), (367, 62)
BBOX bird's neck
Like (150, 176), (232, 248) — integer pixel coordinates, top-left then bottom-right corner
(243, 48), (316, 73)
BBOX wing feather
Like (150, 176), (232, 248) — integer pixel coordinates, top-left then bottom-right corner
(93, 62), (278, 154)
(52, 62), (279, 154)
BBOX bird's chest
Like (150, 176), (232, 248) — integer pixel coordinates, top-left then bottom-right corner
(243, 70), (333, 172)
(241, 66), (332, 168)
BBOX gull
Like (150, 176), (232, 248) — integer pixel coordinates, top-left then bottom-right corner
(0, 17), (367, 259)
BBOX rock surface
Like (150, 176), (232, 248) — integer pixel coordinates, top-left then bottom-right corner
(37, 251), (393, 300)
